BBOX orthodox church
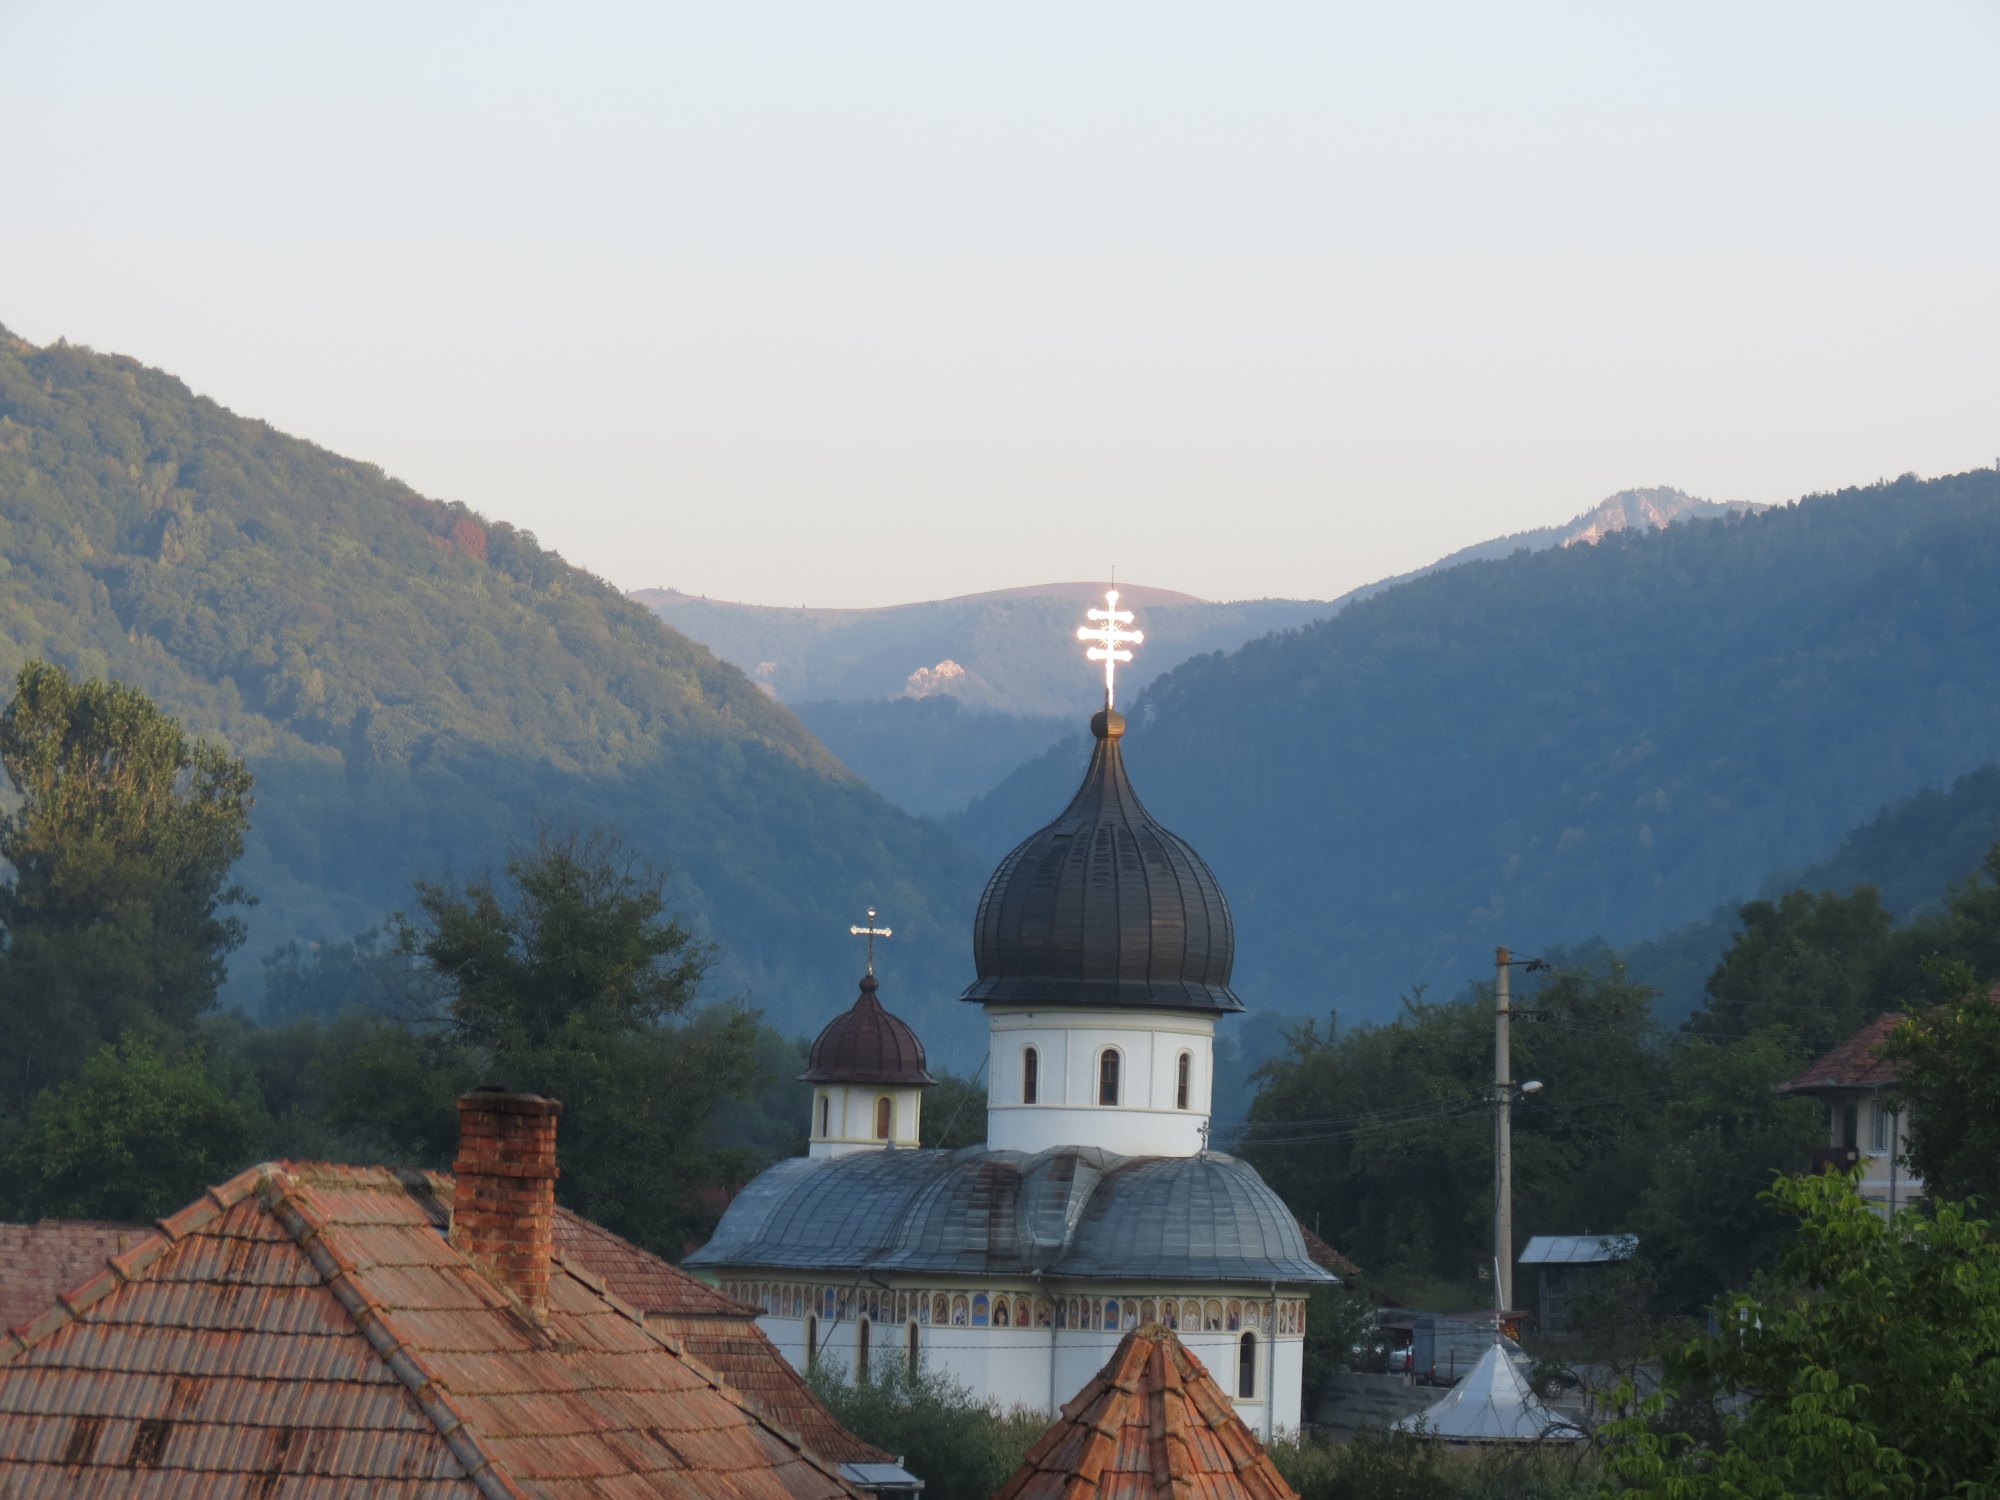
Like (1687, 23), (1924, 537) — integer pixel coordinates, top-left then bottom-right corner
(685, 592), (1335, 1435)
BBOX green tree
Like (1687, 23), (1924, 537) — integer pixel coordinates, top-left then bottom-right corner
(1632, 1029), (1824, 1314)
(2, 1034), (263, 1220)
(0, 660), (254, 1111)
(359, 829), (764, 1253)
(1601, 1172), (2000, 1500)
(919, 1069), (988, 1149)
(1881, 958), (2000, 1208)
(808, 1356), (1043, 1500)
(1691, 888), (1898, 1057)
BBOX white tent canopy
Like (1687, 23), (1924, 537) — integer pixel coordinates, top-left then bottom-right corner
(1393, 1338), (1581, 1444)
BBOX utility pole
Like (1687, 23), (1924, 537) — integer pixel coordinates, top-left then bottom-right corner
(1494, 946), (1514, 1315)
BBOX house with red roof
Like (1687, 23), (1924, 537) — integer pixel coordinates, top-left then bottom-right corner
(1779, 1013), (1922, 1212)
(0, 1089), (868, 1498)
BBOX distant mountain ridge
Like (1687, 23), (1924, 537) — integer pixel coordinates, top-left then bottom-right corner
(0, 324), (988, 1054)
(1341, 487), (1766, 608)
(630, 584), (1328, 716)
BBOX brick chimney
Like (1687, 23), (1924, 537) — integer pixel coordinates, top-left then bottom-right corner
(449, 1089), (562, 1318)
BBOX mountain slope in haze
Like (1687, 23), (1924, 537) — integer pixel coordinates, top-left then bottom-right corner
(0, 326), (988, 1056)
(629, 582), (1332, 716)
(1336, 487), (1766, 611)
(1623, 761), (2000, 1023)
(958, 470), (2000, 1023)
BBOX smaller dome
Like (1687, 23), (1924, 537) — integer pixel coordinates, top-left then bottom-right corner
(798, 975), (936, 1087)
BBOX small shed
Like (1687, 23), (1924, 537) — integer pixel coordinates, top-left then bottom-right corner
(1517, 1234), (1637, 1335)
(1392, 1334), (1580, 1444)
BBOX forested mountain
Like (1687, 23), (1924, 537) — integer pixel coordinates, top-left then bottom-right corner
(789, 697), (1073, 818)
(959, 470), (2000, 1023)
(1624, 761), (2000, 1022)
(0, 326), (988, 1055)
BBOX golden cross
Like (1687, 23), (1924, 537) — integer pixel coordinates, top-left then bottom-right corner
(849, 907), (892, 974)
(1077, 588), (1144, 708)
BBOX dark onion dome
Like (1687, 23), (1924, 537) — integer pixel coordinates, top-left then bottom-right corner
(683, 1145), (1334, 1285)
(961, 707), (1241, 1012)
(797, 974), (936, 1087)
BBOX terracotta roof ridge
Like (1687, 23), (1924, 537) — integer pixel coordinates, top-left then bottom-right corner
(543, 1247), (860, 1495)
(1, 1161), (278, 1364)
(256, 1164), (531, 1500)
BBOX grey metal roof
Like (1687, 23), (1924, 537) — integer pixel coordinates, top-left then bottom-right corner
(685, 1145), (1333, 1286)
(960, 708), (1243, 1014)
(1517, 1234), (1636, 1266)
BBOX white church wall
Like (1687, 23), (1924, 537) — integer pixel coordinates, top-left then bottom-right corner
(745, 1282), (1309, 1431)
(807, 1082), (922, 1157)
(985, 1007), (1216, 1156)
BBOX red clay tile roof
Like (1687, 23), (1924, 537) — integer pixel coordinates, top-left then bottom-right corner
(0, 1220), (144, 1333)
(1295, 1224), (1362, 1281)
(1780, 1013), (1907, 1094)
(993, 1324), (1297, 1500)
(551, 1207), (891, 1468)
(0, 1162), (857, 1499)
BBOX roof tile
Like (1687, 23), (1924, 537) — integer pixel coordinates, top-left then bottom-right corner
(0, 1163), (856, 1499)
(1780, 1013), (1907, 1094)
(994, 1325), (1296, 1500)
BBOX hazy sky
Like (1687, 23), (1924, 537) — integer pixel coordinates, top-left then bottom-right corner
(3, 2), (1995, 607)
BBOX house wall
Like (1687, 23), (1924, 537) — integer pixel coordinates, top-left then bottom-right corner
(983, 1008), (1216, 1157)
(1816, 1090), (1922, 1210)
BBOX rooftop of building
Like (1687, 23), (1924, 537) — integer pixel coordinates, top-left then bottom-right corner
(686, 1143), (1335, 1286)
(0, 1159), (856, 1498)
(993, 1323), (1297, 1500)
(550, 1205), (892, 1469)
(1779, 1012), (1908, 1094)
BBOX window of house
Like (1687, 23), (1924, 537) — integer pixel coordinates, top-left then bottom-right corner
(1237, 1332), (1257, 1398)
(1176, 1051), (1192, 1110)
(908, 1321), (920, 1370)
(806, 1315), (817, 1367)
(856, 1319), (870, 1381)
(875, 1096), (893, 1140)
(1023, 1046), (1039, 1104)
(818, 1095), (830, 1137)
(1841, 1103), (1859, 1149)
(1871, 1103), (1891, 1153)
(1098, 1049), (1121, 1107)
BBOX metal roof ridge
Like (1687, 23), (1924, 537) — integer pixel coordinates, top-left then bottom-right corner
(256, 1166), (531, 1500)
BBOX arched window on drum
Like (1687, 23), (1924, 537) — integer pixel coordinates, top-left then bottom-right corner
(1098, 1048), (1121, 1107)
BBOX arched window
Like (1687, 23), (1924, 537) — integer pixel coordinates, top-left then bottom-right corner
(1098, 1049), (1121, 1107)
(1238, 1332), (1258, 1398)
(907, 1321), (920, 1370)
(1022, 1046), (1039, 1104)
(875, 1096), (893, 1140)
(818, 1094), (830, 1137)
(857, 1319), (870, 1381)
(805, 1315), (818, 1368)
(1176, 1051), (1192, 1110)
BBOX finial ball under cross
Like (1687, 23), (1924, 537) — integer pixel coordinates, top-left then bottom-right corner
(1077, 588), (1144, 709)
(849, 907), (892, 975)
